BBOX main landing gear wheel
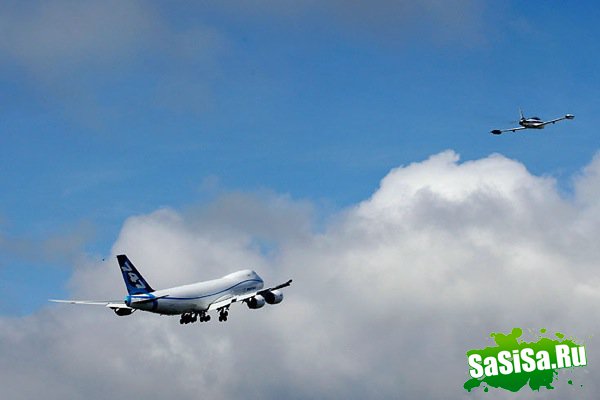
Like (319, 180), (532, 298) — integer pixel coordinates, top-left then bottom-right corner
(218, 309), (229, 322)
(199, 312), (210, 323)
(180, 312), (193, 325)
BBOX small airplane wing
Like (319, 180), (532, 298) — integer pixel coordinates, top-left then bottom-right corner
(539, 114), (574, 127)
(207, 279), (293, 311)
(491, 126), (526, 135)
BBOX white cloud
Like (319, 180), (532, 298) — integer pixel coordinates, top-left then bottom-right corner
(2, 150), (600, 399)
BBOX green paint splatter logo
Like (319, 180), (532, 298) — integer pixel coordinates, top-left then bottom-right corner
(464, 328), (587, 393)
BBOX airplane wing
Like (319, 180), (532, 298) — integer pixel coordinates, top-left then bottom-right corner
(208, 297), (236, 311)
(539, 116), (567, 126)
(491, 127), (526, 135)
(258, 279), (293, 295)
(207, 279), (293, 311)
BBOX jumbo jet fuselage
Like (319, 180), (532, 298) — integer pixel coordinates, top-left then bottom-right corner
(128, 270), (264, 315)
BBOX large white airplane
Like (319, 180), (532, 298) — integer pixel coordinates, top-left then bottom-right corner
(51, 255), (292, 325)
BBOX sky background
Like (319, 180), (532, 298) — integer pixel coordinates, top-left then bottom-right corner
(1, 1), (600, 398)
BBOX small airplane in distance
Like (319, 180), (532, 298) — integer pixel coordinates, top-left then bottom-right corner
(491, 109), (574, 135)
(51, 255), (292, 325)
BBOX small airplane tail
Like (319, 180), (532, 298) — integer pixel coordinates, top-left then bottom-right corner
(116, 254), (154, 295)
(519, 108), (525, 121)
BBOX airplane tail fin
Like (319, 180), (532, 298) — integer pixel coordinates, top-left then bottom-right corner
(519, 108), (525, 121)
(116, 255), (154, 295)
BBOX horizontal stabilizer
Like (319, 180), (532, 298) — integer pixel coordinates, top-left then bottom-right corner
(49, 299), (121, 305)
(106, 303), (132, 310)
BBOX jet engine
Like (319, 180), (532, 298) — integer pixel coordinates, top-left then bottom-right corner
(112, 307), (135, 316)
(263, 289), (284, 304)
(246, 294), (266, 309)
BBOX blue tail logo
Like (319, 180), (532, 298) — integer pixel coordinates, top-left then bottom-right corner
(116, 255), (154, 295)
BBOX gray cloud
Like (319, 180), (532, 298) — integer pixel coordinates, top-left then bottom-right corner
(0, 1), (493, 129)
(215, 0), (490, 46)
(0, 0), (488, 72)
(0, 1), (229, 124)
(2, 150), (600, 399)
(324, 0), (488, 45)
(0, 220), (94, 267)
(0, 1), (157, 76)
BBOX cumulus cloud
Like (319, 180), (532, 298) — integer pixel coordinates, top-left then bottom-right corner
(2, 150), (600, 399)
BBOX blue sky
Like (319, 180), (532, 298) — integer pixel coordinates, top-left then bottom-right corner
(1, 1), (599, 315)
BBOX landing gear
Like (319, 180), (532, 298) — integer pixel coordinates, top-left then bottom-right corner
(218, 306), (229, 322)
(178, 308), (229, 325)
(199, 312), (211, 323)
(179, 312), (194, 324)
(179, 311), (210, 325)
